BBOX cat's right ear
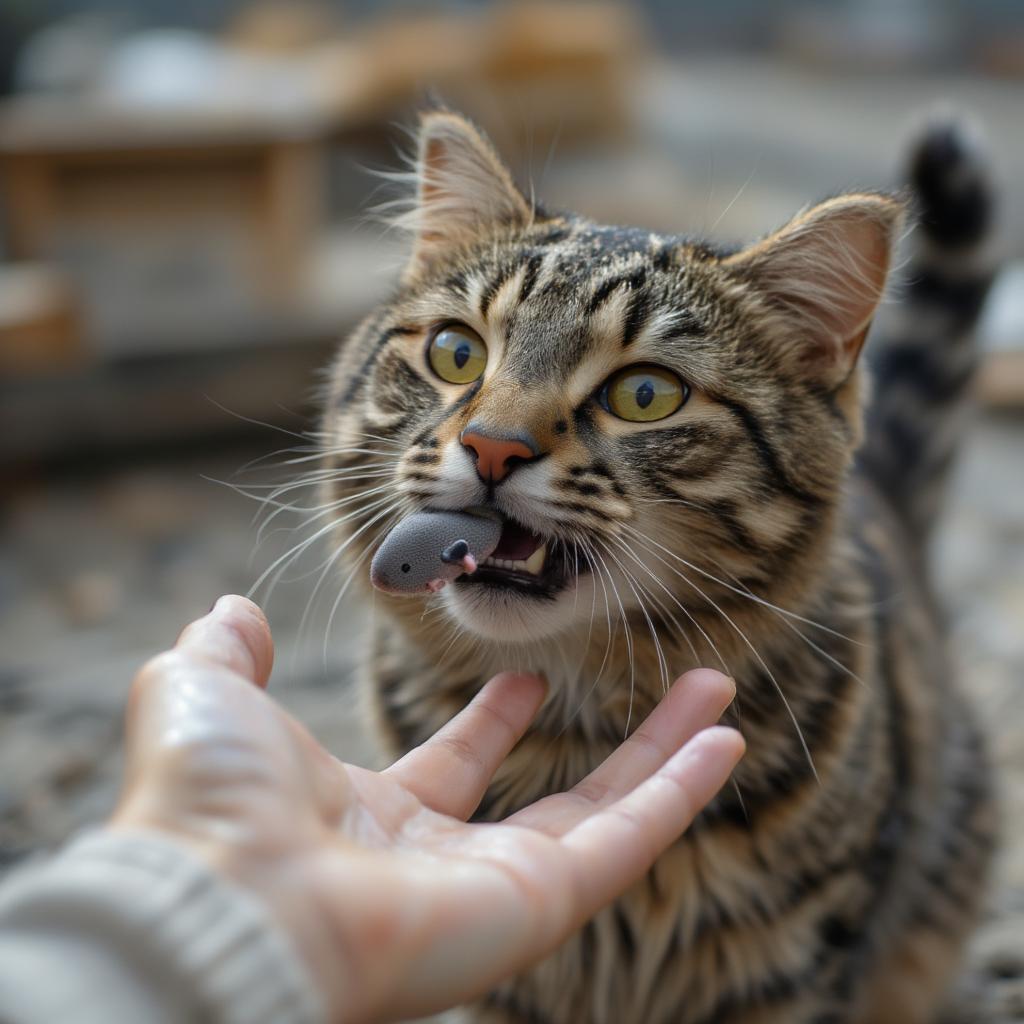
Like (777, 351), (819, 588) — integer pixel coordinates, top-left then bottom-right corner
(404, 111), (531, 279)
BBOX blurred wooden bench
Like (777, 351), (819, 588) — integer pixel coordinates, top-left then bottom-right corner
(0, 99), (328, 362)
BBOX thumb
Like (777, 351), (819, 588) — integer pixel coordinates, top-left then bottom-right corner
(116, 597), (275, 810)
(174, 595), (274, 687)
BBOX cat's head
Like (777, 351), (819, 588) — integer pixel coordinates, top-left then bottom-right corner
(323, 111), (902, 645)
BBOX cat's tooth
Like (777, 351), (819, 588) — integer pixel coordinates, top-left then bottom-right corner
(482, 550), (546, 574)
(525, 544), (547, 575)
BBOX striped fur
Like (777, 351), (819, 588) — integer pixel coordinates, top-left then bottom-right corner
(319, 112), (996, 1023)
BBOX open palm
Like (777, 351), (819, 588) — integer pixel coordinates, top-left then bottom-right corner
(113, 597), (742, 1024)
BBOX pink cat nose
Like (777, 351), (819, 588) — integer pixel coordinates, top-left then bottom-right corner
(460, 427), (538, 484)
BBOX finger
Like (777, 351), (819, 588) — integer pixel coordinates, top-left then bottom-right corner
(508, 669), (734, 834)
(569, 669), (733, 802)
(124, 596), (272, 738)
(386, 672), (546, 820)
(560, 726), (744, 925)
(175, 595), (274, 687)
(123, 610), (347, 827)
(122, 596), (272, 793)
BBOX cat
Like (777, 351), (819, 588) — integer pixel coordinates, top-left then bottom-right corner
(319, 110), (997, 1023)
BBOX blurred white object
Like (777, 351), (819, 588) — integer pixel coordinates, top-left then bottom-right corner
(101, 31), (221, 107)
(978, 262), (1024, 354)
(99, 30), (320, 116)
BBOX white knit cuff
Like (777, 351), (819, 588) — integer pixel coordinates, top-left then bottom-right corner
(0, 829), (327, 1024)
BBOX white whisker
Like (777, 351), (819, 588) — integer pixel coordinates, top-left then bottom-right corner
(321, 505), (405, 664)
(590, 545), (635, 737)
(624, 527), (819, 782)
(597, 538), (670, 696)
(609, 531), (729, 675)
(624, 519), (862, 645)
(607, 538), (697, 667)
(248, 493), (394, 599)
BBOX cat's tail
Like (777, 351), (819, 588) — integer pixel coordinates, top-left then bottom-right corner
(859, 117), (998, 540)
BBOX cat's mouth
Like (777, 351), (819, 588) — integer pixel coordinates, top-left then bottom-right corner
(456, 515), (579, 596)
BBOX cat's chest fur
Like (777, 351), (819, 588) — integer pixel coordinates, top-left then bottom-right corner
(362, 494), (988, 1024)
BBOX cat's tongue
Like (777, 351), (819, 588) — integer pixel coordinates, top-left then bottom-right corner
(491, 519), (543, 561)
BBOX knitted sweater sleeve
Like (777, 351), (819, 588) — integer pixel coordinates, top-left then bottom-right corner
(0, 829), (328, 1024)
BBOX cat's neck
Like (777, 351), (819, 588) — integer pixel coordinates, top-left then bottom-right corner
(456, 553), (871, 750)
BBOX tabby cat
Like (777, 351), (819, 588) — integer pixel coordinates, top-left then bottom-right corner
(320, 111), (997, 1023)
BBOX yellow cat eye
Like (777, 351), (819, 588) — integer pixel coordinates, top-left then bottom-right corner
(602, 364), (688, 423)
(428, 324), (488, 385)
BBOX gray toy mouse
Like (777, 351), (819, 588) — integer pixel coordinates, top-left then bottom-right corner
(370, 509), (502, 596)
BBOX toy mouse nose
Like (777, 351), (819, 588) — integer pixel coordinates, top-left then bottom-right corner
(460, 424), (538, 484)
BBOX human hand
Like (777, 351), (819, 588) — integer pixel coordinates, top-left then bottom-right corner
(111, 596), (743, 1024)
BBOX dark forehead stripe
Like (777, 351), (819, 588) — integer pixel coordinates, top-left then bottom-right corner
(478, 262), (515, 321)
(620, 284), (650, 348)
(585, 268), (647, 317)
(442, 268), (472, 299)
(478, 225), (568, 321)
(517, 250), (545, 304)
(656, 309), (706, 339)
(499, 250), (547, 345)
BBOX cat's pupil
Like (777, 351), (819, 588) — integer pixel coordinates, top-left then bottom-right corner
(636, 380), (655, 409)
(454, 342), (471, 369)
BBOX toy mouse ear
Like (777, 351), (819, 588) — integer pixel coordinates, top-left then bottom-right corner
(724, 194), (904, 387)
(405, 111), (532, 278)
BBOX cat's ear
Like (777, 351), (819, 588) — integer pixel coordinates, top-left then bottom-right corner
(405, 111), (531, 277)
(724, 195), (904, 387)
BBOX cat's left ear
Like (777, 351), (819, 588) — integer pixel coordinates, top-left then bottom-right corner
(724, 195), (904, 387)
(405, 111), (531, 278)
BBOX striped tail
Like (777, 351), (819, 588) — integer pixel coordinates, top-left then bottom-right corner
(859, 118), (998, 541)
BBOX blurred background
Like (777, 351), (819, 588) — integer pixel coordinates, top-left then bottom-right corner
(1, 0), (1022, 1015)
